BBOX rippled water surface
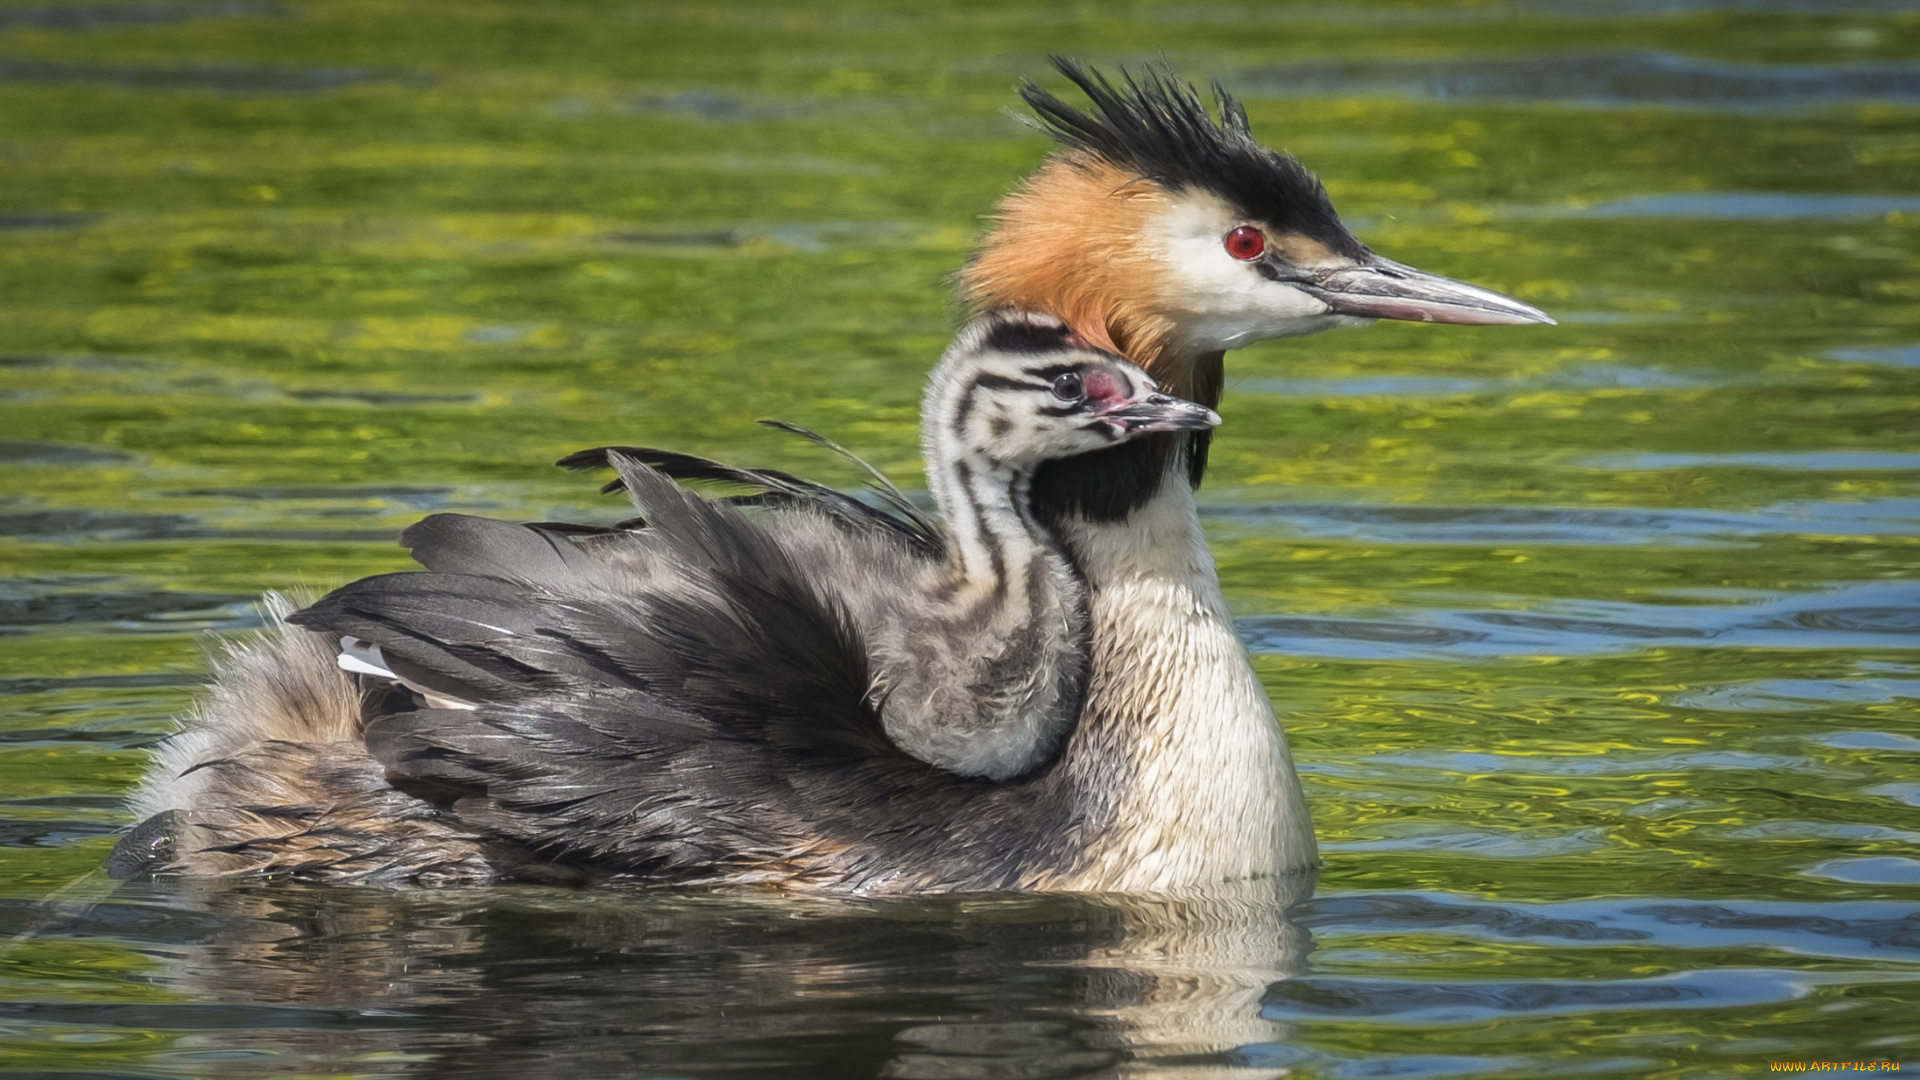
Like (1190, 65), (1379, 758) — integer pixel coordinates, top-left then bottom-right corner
(3, 1), (1917, 1077)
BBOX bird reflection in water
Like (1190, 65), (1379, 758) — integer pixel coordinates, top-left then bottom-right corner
(104, 873), (1315, 1079)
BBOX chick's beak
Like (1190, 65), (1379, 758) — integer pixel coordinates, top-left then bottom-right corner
(1096, 393), (1222, 436)
(1303, 256), (1556, 327)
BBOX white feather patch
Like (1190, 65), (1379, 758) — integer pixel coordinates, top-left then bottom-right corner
(336, 635), (394, 678)
(336, 635), (479, 711)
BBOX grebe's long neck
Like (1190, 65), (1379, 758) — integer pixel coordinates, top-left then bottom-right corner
(923, 440), (1055, 617)
(1042, 442), (1317, 891)
(872, 402), (1088, 782)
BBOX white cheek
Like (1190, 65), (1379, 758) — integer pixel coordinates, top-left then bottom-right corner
(1148, 197), (1372, 350)
(1038, 427), (1116, 462)
(1079, 427), (1124, 454)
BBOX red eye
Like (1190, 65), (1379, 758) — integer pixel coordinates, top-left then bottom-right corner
(1224, 225), (1266, 261)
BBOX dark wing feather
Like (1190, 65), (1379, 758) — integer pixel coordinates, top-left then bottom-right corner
(560, 439), (944, 557)
(290, 456), (977, 882)
(290, 571), (611, 703)
(401, 513), (611, 580)
(755, 419), (942, 545)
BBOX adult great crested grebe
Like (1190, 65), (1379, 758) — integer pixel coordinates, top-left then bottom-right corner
(111, 62), (1551, 893)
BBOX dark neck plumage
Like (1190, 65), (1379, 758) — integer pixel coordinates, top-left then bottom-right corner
(1027, 340), (1220, 527)
(1030, 433), (1180, 528)
(1022, 337), (1224, 519)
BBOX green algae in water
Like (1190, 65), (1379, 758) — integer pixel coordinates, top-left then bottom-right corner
(1, 1), (1917, 1077)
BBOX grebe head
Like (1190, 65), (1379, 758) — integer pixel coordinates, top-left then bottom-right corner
(962, 59), (1553, 400)
(924, 311), (1219, 475)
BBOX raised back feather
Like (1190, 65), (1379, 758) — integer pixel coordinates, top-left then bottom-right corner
(559, 425), (944, 558)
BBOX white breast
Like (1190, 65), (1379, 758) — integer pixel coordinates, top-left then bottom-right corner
(1055, 475), (1318, 892)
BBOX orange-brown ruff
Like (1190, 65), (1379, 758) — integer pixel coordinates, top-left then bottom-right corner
(967, 160), (1194, 378)
(964, 159), (1227, 414)
(965, 60), (1548, 431)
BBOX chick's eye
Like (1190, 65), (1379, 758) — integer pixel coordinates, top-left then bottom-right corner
(1224, 225), (1266, 261)
(1050, 372), (1084, 401)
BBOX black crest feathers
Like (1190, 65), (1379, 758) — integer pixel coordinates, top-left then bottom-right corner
(1019, 57), (1364, 258)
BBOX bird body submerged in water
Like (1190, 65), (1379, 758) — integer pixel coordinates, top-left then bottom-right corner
(113, 61), (1551, 895)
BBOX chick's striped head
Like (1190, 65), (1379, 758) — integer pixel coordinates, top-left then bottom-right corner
(925, 311), (1219, 473)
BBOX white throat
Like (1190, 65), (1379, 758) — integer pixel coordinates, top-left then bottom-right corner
(1055, 465), (1318, 892)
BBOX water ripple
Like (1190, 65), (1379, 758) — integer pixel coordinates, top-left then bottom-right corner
(1582, 451), (1920, 471)
(1239, 581), (1920, 660)
(0, 440), (136, 466)
(1298, 894), (1920, 962)
(0, 507), (197, 542)
(1544, 192), (1920, 220)
(0, 585), (257, 635)
(1167, 0), (1919, 25)
(1234, 362), (1707, 399)
(1806, 858), (1920, 886)
(1676, 679), (1920, 712)
(1240, 51), (1920, 110)
(1323, 825), (1611, 857)
(0, 57), (390, 93)
(1204, 498), (1920, 546)
(1359, 750), (1808, 776)
(1823, 731), (1920, 752)
(1723, 822), (1920, 843)
(1832, 346), (1920, 369)
(1262, 968), (1826, 1023)
(0, 2), (277, 32)
(1864, 783), (1920, 808)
